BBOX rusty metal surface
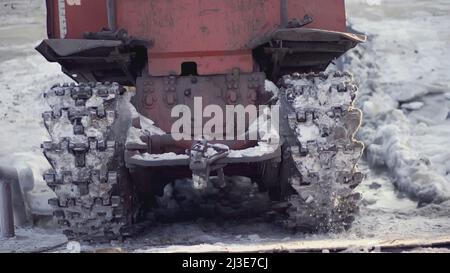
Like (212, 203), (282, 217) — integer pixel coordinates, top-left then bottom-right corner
(133, 71), (266, 138)
(42, 0), (362, 84)
(46, 0), (108, 39)
(118, 0), (347, 76)
(46, 0), (349, 76)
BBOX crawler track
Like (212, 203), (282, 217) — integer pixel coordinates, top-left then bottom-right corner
(279, 71), (364, 232)
(42, 82), (136, 242)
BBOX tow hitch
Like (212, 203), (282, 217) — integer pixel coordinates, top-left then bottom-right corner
(187, 140), (230, 190)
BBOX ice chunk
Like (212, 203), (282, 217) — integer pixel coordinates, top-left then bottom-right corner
(401, 101), (424, 111)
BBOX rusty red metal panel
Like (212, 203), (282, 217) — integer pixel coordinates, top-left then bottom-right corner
(115, 0), (347, 76)
(115, 0), (278, 76)
(46, 0), (107, 39)
(64, 0), (108, 38)
(49, 0), (348, 75)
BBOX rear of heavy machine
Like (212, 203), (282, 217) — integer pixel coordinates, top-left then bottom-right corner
(37, 0), (366, 241)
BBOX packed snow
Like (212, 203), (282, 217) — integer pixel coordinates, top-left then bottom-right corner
(0, 0), (449, 252)
(342, 0), (450, 205)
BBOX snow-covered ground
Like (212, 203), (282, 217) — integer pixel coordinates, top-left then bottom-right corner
(1, 0), (450, 252)
(0, 0), (70, 218)
(342, 0), (450, 238)
(346, 0), (450, 205)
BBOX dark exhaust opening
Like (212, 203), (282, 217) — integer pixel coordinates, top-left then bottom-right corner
(181, 62), (198, 76)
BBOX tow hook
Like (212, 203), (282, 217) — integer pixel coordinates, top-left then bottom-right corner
(187, 140), (230, 190)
